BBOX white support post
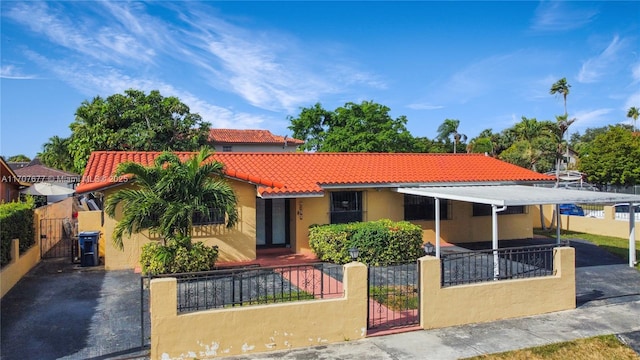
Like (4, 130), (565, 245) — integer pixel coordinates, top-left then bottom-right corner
(630, 203), (637, 268)
(435, 197), (441, 259)
(492, 205), (507, 280)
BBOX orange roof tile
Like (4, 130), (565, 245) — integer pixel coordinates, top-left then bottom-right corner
(77, 151), (555, 196)
(209, 129), (304, 145)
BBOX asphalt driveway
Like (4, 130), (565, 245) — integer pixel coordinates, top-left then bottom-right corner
(0, 259), (147, 360)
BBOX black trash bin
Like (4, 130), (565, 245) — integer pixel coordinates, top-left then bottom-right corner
(78, 231), (100, 267)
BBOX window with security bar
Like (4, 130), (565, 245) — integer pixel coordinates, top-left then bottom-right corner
(330, 191), (363, 224)
(404, 195), (451, 220)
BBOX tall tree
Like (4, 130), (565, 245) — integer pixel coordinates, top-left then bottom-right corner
(498, 117), (556, 173)
(579, 125), (640, 187)
(551, 114), (576, 171)
(288, 101), (418, 153)
(550, 77), (571, 116)
(627, 106), (639, 132)
(550, 78), (574, 181)
(436, 119), (467, 153)
(38, 135), (75, 172)
(104, 148), (238, 249)
(40, 89), (212, 173)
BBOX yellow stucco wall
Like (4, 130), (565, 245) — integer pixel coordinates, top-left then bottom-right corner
(532, 204), (640, 239)
(419, 247), (576, 329)
(101, 180), (257, 270)
(150, 262), (368, 359)
(78, 210), (106, 258)
(418, 201), (533, 243)
(292, 189), (534, 252)
(0, 239), (40, 298)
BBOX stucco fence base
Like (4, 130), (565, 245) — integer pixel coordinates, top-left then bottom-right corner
(1, 239), (41, 298)
(150, 263), (368, 359)
(420, 247), (575, 329)
(533, 204), (640, 239)
(149, 248), (576, 359)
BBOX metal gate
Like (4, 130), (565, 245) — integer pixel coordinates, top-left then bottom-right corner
(367, 261), (420, 331)
(40, 218), (78, 262)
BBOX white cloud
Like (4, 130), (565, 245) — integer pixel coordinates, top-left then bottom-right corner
(530, 1), (598, 32)
(173, 5), (382, 112)
(572, 108), (614, 129)
(5, 2), (156, 65)
(577, 35), (626, 83)
(406, 103), (444, 110)
(0, 65), (36, 79)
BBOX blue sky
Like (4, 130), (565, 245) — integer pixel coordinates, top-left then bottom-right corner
(1, 1), (639, 159)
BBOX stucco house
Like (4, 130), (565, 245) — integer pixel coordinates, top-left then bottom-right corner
(208, 129), (304, 153)
(76, 151), (559, 270)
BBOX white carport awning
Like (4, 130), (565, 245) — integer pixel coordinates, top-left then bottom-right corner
(397, 185), (640, 206)
(396, 185), (639, 269)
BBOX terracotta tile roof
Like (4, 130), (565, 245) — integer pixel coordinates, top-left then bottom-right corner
(209, 129), (304, 146)
(77, 151), (555, 196)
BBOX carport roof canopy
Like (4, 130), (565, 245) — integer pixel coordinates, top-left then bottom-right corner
(397, 185), (640, 206)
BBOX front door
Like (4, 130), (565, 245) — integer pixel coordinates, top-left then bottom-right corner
(256, 198), (290, 247)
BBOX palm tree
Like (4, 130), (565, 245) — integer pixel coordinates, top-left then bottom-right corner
(627, 106), (639, 132)
(550, 78), (574, 183)
(550, 78), (571, 116)
(437, 119), (467, 153)
(550, 114), (576, 172)
(38, 135), (74, 172)
(104, 148), (238, 249)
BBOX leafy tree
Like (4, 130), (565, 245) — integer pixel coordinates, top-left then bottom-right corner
(288, 101), (418, 153)
(436, 119), (467, 153)
(38, 136), (75, 172)
(578, 126), (640, 187)
(104, 148), (238, 249)
(628, 106), (639, 132)
(40, 89), (212, 173)
(6, 154), (31, 162)
(498, 117), (555, 172)
(466, 137), (493, 154)
(412, 136), (449, 153)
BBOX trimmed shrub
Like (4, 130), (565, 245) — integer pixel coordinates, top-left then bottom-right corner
(0, 198), (35, 267)
(309, 219), (424, 266)
(139, 236), (219, 275)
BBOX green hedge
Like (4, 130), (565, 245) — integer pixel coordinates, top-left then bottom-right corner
(140, 236), (219, 275)
(309, 219), (424, 266)
(0, 198), (35, 267)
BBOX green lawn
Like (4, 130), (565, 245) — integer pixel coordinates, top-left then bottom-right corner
(462, 335), (639, 359)
(534, 228), (640, 271)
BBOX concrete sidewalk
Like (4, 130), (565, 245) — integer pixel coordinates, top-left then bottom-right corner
(224, 297), (640, 359)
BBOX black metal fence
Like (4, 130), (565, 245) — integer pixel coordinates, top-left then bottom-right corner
(148, 263), (344, 314)
(368, 262), (420, 330)
(441, 244), (556, 287)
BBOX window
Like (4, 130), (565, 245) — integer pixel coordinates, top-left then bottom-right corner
(472, 203), (527, 217)
(404, 195), (450, 220)
(193, 207), (225, 225)
(222, 145), (233, 152)
(330, 191), (362, 224)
